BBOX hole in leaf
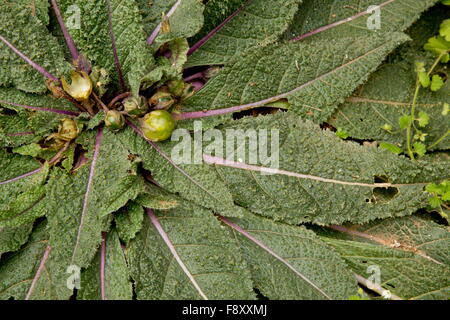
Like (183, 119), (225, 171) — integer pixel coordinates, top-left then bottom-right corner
(386, 283), (396, 289)
(436, 71), (448, 82)
(232, 106), (286, 120)
(373, 175), (389, 183)
(0, 108), (18, 116)
(372, 175), (398, 203)
(254, 288), (269, 300)
(372, 187), (399, 203)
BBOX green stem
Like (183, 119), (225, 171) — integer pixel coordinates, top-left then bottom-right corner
(427, 53), (446, 76)
(438, 206), (449, 223)
(428, 130), (450, 149)
(406, 53), (447, 160)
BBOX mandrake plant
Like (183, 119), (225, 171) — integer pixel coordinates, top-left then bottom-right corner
(0, 0), (449, 300)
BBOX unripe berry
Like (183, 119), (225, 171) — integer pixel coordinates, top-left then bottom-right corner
(141, 110), (176, 142)
(58, 119), (79, 141)
(105, 110), (125, 131)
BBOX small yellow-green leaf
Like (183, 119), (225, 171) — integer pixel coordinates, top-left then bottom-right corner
(430, 75), (445, 92)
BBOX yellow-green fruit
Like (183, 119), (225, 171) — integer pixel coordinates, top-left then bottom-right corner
(105, 110), (125, 130)
(58, 119), (79, 141)
(61, 71), (93, 101)
(141, 110), (176, 142)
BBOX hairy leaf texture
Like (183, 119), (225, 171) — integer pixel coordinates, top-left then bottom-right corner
(0, 1), (69, 92)
(0, 88), (80, 145)
(137, 0), (204, 44)
(0, 223), (33, 258)
(0, 150), (48, 228)
(0, 221), (69, 300)
(127, 204), (255, 300)
(116, 125), (245, 218)
(44, 128), (144, 298)
(222, 214), (358, 299)
(329, 60), (450, 150)
(317, 215), (450, 299)
(78, 230), (133, 300)
(186, 0), (302, 67)
(57, 0), (153, 92)
(200, 113), (449, 225)
(182, 33), (409, 127)
(285, 0), (440, 41)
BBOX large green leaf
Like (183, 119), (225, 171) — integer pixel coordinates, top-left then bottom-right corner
(115, 201), (145, 244)
(285, 0), (439, 41)
(189, 0), (247, 44)
(44, 127), (144, 299)
(0, 150), (48, 228)
(316, 215), (450, 299)
(0, 0), (448, 302)
(116, 125), (245, 218)
(78, 230), (133, 300)
(222, 214), (358, 299)
(115, 183), (183, 243)
(199, 112), (448, 225)
(0, 223), (33, 258)
(57, 0), (154, 92)
(0, 221), (69, 300)
(127, 204), (255, 300)
(0, 88), (81, 144)
(137, 0), (204, 45)
(0, 112), (40, 148)
(181, 33), (408, 127)
(186, 0), (302, 67)
(0, 1), (70, 92)
(15, 0), (50, 26)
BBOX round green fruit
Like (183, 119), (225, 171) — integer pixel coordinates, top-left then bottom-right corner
(105, 110), (125, 130)
(141, 110), (176, 142)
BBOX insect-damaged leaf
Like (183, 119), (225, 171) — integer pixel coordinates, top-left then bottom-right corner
(0, 0), (448, 301)
(200, 113), (449, 225)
